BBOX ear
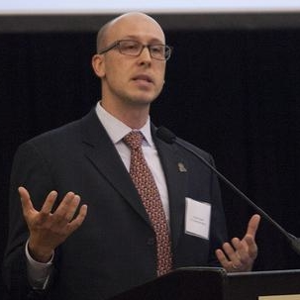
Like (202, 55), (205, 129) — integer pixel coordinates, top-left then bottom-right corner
(92, 54), (105, 78)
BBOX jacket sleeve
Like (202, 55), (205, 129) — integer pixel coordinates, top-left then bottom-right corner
(2, 141), (56, 300)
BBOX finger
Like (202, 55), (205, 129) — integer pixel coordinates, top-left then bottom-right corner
(221, 242), (240, 265)
(53, 192), (81, 223)
(241, 215), (260, 259)
(232, 237), (249, 254)
(229, 240), (245, 266)
(231, 236), (258, 272)
(243, 235), (258, 260)
(61, 194), (81, 221)
(215, 248), (230, 268)
(227, 238), (250, 267)
(232, 237), (252, 263)
(68, 204), (88, 232)
(40, 190), (59, 215)
(222, 240), (238, 260)
(245, 214), (261, 238)
(215, 246), (241, 271)
(18, 186), (30, 201)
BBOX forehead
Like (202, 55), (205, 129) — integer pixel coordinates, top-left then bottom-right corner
(106, 13), (165, 44)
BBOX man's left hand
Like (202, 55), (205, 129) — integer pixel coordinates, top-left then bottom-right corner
(215, 214), (261, 272)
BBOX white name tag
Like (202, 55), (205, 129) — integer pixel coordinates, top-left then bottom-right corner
(185, 197), (211, 240)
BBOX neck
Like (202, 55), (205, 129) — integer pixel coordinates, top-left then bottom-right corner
(100, 99), (150, 129)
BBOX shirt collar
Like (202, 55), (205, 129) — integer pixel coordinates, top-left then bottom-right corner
(95, 102), (154, 147)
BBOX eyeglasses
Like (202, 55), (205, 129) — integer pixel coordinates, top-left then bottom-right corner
(98, 40), (173, 61)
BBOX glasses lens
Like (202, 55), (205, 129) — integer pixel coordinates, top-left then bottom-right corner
(149, 45), (166, 60)
(119, 41), (141, 55)
(118, 40), (172, 60)
(164, 46), (172, 60)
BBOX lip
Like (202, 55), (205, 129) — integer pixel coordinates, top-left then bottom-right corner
(132, 74), (154, 84)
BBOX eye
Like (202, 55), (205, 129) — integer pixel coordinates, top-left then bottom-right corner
(121, 41), (140, 52)
(150, 45), (164, 54)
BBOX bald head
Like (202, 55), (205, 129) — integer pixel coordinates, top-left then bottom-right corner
(96, 12), (165, 53)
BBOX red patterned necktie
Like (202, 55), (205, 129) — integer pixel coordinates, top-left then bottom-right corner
(123, 131), (172, 276)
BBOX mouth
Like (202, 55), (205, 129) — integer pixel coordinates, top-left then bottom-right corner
(132, 74), (154, 84)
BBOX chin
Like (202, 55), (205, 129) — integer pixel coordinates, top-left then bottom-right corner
(129, 94), (157, 105)
(130, 99), (155, 107)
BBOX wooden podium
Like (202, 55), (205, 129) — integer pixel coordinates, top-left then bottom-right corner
(109, 268), (300, 300)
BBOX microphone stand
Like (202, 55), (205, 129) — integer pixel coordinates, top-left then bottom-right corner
(156, 126), (300, 256)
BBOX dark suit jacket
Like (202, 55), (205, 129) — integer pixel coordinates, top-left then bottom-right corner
(3, 109), (227, 300)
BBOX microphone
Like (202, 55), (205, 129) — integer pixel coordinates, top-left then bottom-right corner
(156, 126), (300, 256)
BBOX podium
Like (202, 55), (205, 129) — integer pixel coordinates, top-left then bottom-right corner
(227, 269), (300, 300)
(109, 268), (300, 300)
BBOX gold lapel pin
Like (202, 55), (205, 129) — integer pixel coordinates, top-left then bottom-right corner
(178, 162), (187, 172)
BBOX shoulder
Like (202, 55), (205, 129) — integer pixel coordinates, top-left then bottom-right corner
(176, 137), (212, 161)
(153, 125), (213, 163)
(15, 109), (98, 158)
(22, 109), (96, 147)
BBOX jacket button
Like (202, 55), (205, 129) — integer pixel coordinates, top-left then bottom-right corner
(147, 237), (155, 245)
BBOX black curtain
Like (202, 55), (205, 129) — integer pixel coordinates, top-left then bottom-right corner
(1, 29), (300, 296)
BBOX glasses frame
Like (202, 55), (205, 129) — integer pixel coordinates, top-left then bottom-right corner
(98, 40), (173, 61)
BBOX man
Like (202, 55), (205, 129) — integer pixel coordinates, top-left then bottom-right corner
(3, 12), (260, 300)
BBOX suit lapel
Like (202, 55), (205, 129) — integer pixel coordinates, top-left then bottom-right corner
(79, 111), (187, 248)
(152, 126), (187, 250)
(80, 110), (152, 226)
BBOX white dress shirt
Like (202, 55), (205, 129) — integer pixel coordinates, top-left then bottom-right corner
(95, 102), (170, 221)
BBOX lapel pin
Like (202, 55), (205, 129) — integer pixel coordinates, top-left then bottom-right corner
(178, 162), (187, 172)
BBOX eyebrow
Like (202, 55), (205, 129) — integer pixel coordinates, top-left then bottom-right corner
(120, 35), (165, 44)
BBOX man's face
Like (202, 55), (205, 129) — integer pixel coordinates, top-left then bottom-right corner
(97, 14), (167, 107)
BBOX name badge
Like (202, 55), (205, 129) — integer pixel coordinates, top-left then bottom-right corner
(185, 197), (211, 240)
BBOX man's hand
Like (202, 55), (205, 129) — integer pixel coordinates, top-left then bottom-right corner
(19, 186), (88, 263)
(215, 214), (261, 272)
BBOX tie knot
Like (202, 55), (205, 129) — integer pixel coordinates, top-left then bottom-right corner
(123, 131), (143, 150)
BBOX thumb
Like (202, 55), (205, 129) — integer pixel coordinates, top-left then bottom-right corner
(18, 186), (34, 214)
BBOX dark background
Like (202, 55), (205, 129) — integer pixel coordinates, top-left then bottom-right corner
(1, 13), (300, 297)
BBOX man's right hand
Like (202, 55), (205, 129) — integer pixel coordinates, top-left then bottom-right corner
(19, 186), (88, 262)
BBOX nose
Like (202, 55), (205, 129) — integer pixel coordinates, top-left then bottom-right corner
(138, 46), (152, 63)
